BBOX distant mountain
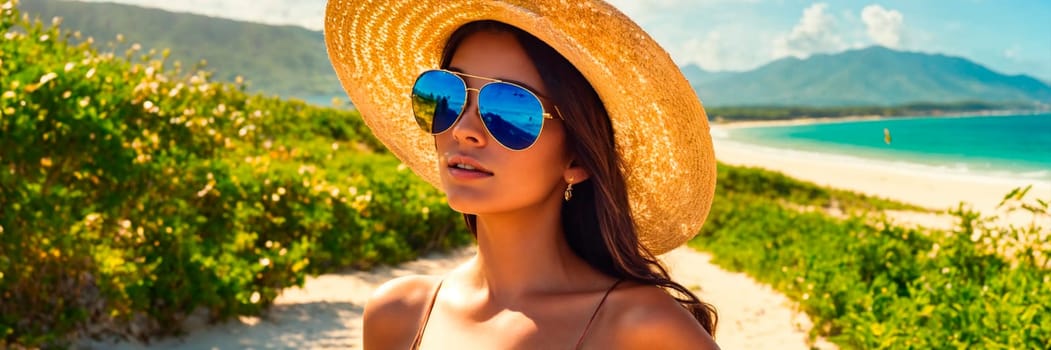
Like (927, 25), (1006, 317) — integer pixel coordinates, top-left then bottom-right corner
(20, 0), (342, 102)
(21, 1), (1051, 108)
(692, 46), (1051, 106)
(680, 64), (737, 85)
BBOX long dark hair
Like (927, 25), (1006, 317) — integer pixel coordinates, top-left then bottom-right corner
(440, 21), (717, 335)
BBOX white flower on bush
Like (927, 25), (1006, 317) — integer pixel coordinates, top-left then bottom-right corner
(169, 83), (183, 97)
(64, 62), (75, 72)
(250, 291), (261, 304)
(196, 182), (214, 198)
(259, 257), (271, 267)
(38, 72), (58, 85)
(297, 164), (316, 175)
(926, 243), (940, 259)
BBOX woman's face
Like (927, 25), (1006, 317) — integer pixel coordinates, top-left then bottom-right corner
(435, 30), (574, 215)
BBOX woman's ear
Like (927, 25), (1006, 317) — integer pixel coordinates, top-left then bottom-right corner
(564, 160), (590, 184)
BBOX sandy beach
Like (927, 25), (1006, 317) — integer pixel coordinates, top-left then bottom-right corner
(711, 120), (1051, 216)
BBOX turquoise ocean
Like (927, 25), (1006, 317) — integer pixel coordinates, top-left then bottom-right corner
(724, 113), (1051, 183)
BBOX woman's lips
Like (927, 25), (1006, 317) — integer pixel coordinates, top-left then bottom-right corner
(446, 154), (493, 180)
(448, 166), (494, 179)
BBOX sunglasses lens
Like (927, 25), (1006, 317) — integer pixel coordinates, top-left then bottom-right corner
(411, 70), (466, 134)
(478, 82), (545, 150)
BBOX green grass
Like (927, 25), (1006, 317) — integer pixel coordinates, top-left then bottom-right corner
(694, 173), (1051, 348)
(715, 163), (926, 213)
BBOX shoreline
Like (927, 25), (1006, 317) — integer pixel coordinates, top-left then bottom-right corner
(709, 109), (1050, 129)
(709, 117), (1051, 214)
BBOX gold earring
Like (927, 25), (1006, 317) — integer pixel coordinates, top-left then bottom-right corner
(564, 178), (574, 201)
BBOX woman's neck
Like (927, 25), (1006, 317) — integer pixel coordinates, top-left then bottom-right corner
(463, 201), (596, 304)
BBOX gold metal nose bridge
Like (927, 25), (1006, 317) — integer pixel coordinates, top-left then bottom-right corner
(462, 87), (482, 118)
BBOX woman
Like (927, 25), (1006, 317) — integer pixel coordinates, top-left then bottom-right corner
(325, 1), (720, 349)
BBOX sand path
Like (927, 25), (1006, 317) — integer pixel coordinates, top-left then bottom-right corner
(77, 245), (836, 349)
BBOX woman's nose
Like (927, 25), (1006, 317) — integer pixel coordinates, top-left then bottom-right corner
(450, 88), (488, 147)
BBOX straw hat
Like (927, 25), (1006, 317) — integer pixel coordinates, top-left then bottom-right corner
(324, 0), (716, 255)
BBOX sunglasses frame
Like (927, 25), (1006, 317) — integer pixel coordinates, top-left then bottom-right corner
(412, 69), (564, 151)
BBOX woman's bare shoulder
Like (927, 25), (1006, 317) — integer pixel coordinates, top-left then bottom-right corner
(603, 283), (720, 350)
(362, 275), (442, 348)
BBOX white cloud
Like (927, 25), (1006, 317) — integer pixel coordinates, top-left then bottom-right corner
(772, 3), (845, 59)
(1003, 46), (1019, 59)
(606, 0), (774, 71)
(861, 5), (904, 48)
(665, 27), (777, 71)
(674, 31), (727, 70)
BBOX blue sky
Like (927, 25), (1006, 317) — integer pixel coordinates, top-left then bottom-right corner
(77, 0), (1051, 81)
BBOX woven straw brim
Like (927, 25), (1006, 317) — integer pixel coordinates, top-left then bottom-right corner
(324, 0), (716, 255)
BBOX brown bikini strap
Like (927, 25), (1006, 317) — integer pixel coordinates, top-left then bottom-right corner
(410, 278), (444, 350)
(574, 278), (625, 349)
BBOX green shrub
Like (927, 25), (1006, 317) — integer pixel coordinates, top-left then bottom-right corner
(0, 2), (467, 347)
(693, 184), (1051, 348)
(715, 163), (924, 212)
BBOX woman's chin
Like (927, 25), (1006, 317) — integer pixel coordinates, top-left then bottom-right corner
(443, 192), (486, 215)
(444, 191), (520, 216)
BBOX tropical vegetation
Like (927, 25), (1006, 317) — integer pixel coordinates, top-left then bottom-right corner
(2, 2), (467, 346)
(696, 166), (1051, 349)
(2, 2), (1048, 349)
